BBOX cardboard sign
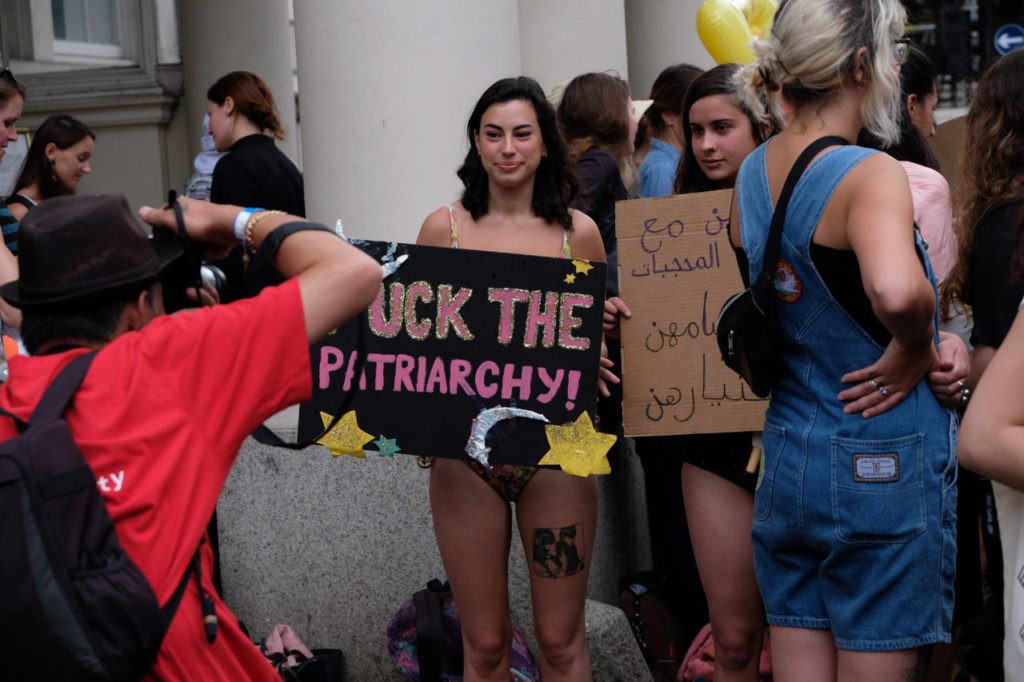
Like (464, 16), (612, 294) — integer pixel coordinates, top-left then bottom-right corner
(298, 241), (607, 465)
(616, 191), (767, 436)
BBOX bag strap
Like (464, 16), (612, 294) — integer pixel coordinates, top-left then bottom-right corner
(760, 135), (848, 278)
(15, 347), (203, 648)
(413, 581), (448, 682)
(160, 549), (198, 632)
(27, 351), (97, 422)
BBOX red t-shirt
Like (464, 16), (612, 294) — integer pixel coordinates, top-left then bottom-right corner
(0, 280), (311, 681)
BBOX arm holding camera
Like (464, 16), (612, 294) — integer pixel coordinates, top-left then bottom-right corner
(139, 198), (381, 343)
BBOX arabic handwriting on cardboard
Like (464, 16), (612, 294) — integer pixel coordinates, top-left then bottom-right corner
(644, 355), (768, 424)
(631, 208), (730, 278)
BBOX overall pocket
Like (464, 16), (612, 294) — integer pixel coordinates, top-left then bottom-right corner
(754, 422), (786, 522)
(830, 433), (926, 544)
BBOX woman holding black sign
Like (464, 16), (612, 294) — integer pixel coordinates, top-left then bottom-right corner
(416, 76), (607, 681)
(730, 0), (959, 677)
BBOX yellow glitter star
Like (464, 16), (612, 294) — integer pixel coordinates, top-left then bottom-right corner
(564, 273), (577, 284)
(537, 412), (616, 477)
(316, 410), (373, 458)
(572, 259), (594, 275)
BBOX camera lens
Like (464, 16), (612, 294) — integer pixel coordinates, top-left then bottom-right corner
(200, 264), (227, 292)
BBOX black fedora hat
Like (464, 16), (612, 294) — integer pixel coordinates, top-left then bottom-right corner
(0, 194), (181, 310)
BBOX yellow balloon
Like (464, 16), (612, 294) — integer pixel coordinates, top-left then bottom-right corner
(697, 0), (778, 64)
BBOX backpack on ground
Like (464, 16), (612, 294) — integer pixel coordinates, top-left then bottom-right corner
(618, 571), (688, 682)
(0, 352), (192, 681)
(386, 578), (540, 682)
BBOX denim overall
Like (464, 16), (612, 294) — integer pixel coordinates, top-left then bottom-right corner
(736, 142), (957, 650)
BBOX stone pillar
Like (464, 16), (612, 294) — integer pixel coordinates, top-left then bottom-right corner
(625, 0), (714, 99)
(517, 0), (629, 96)
(177, 0), (299, 167)
(292, 1), (519, 242)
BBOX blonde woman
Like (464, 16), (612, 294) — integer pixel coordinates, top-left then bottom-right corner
(732, 0), (959, 678)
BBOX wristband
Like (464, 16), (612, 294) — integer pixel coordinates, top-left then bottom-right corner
(233, 207), (263, 243)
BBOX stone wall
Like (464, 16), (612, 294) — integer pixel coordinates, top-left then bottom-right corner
(218, 416), (653, 680)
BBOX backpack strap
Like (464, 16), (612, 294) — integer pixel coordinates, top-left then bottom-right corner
(29, 351), (97, 422)
(160, 551), (197, 632)
(17, 349), (208, 650)
(413, 580), (448, 682)
(0, 405), (27, 432)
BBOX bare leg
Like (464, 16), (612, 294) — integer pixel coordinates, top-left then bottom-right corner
(770, 626), (838, 682)
(838, 646), (932, 682)
(515, 468), (598, 681)
(683, 463), (764, 681)
(430, 458), (513, 682)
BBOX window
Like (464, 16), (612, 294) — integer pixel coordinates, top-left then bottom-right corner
(51, 0), (132, 63)
(1, 0), (139, 70)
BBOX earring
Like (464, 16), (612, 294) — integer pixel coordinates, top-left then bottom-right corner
(49, 160), (57, 183)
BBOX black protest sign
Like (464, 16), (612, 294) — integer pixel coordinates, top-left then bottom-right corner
(298, 242), (607, 466)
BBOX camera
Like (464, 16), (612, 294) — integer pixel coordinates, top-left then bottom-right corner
(150, 225), (227, 313)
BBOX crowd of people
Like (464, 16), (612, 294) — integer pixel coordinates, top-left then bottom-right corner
(2, 0), (1024, 679)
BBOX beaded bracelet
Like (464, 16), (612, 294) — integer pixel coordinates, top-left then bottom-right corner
(245, 210), (286, 255)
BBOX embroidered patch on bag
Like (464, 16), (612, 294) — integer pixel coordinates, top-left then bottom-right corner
(773, 260), (801, 303)
(852, 453), (899, 482)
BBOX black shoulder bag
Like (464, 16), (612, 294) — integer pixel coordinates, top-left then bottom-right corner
(716, 135), (847, 397)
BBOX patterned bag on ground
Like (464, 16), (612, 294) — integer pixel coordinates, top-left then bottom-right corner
(678, 623), (772, 682)
(618, 572), (687, 681)
(386, 579), (540, 682)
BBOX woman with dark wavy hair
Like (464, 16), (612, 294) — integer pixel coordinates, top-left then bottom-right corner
(8, 114), (95, 223)
(944, 49), (1024, 679)
(941, 49), (1024, 373)
(417, 76), (606, 681)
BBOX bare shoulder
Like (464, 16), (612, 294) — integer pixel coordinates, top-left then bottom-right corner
(7, 202), (28, 223)
(417, 205), (455, 247)
(846, 150), (910, 196)
(569, 210), (605, 261)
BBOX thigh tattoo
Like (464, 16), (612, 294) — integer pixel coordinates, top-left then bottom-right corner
(531, 522), (585, 579)
(898, 646), (932, 681)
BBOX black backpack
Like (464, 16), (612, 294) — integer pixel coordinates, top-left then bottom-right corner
(0, 351), (194, 681)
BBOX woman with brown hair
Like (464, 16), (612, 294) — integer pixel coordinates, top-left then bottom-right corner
(636, 63), (703, 198)
(557, 72), (638, 447)
(672, 62), (778, 681)
(941, 49), (1024, 385)
(8, 114), (95, 222)
(206, 70), (304, 300)
(944, 48), (1024, 679)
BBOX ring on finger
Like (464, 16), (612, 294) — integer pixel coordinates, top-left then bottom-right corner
(879, 385), (890, 398)
(868, 379), (880, 390)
